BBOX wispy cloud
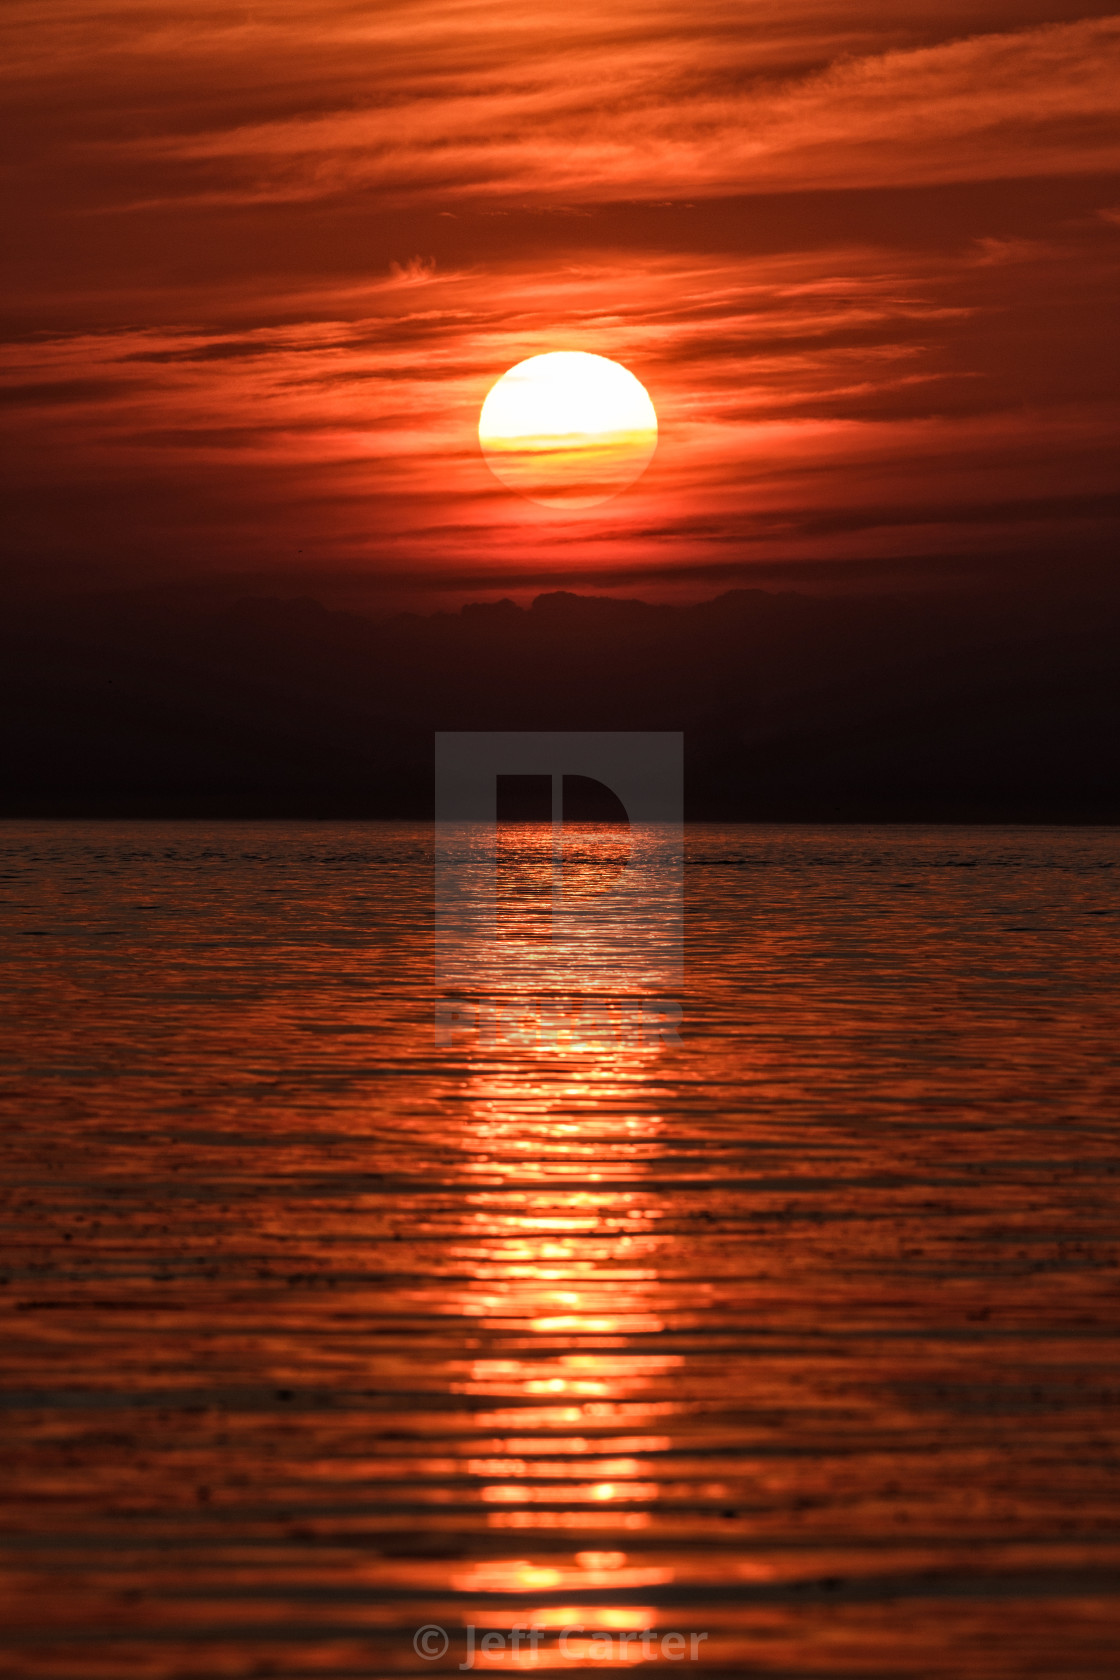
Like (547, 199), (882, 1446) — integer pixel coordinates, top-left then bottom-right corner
(85, 15), (1120, 208)
(5, 232), (1117, 589)
(3, 1), (1119, 598)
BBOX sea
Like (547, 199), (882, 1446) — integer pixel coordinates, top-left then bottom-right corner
(0, 820), (1118, 1679)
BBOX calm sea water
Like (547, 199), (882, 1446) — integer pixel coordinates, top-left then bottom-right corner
(1, 821), (1118, 1680)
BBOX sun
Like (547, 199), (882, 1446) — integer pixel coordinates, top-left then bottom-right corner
(479, 351), (658, 509)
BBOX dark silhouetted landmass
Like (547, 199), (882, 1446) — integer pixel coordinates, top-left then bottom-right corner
(1, 581), (1118, 820)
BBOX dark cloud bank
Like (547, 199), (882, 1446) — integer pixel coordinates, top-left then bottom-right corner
(4, 577), (1117, 822)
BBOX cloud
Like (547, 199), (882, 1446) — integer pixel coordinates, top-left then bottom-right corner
(5, 229), (1117, 590)
(3, 1), (1119, 600)
(85, 15), (1120, 209)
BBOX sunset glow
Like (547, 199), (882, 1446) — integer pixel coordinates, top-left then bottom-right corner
(4, 1), (1116, 602)
(479, 352), (658, 509)
(3, 2), (1120, 1675)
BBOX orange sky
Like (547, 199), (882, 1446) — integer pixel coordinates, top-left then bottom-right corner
(3, 1), (1119, 607)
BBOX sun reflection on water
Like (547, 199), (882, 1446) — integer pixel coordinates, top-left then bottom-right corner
(4, 821), (1117, 1675)
(433, 819), (688, 1613)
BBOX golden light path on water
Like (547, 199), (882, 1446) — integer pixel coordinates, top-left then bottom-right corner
(0, 820), (1118, 1676)
(479, 352), (658, 508)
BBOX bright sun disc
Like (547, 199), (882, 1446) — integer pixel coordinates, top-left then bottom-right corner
(479, 351), (657, 509)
